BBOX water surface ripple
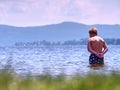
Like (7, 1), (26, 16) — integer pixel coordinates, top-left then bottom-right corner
(0, 45), (120, 76)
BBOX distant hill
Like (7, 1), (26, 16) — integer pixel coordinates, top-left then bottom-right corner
(0, 22), (120, 46)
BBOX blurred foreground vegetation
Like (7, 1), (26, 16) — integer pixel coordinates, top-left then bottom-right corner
(0, 69), (120, 90)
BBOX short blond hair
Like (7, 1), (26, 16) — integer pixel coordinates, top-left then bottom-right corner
(89, 27), (98, 35)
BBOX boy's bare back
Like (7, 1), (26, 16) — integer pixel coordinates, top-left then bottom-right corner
(88, 36), (105, 53)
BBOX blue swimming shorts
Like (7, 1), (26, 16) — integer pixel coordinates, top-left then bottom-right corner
(89, 54), (104, 65)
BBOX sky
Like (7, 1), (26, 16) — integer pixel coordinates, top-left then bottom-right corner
(0, 0), (120, 26)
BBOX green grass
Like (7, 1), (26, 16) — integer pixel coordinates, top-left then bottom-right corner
(0, 69), (120, 90)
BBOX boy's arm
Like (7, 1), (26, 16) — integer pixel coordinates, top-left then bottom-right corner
(102, 41), (108, 54)
(98, 41), (108, 58)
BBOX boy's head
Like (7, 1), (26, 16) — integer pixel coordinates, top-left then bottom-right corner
(89, 27), (98, 35)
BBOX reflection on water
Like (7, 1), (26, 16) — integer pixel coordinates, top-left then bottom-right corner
(0, 45), (120, 76)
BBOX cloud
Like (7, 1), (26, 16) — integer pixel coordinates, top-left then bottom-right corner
(86, 0), (120, 25)
(0, 0), (120, 26)
(38, 0), (96, 22)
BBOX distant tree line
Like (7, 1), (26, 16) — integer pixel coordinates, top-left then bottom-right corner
(14, 38), (120, 47)
(104, 38), (120, 45)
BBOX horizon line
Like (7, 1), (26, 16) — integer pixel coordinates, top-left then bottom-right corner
(0, 21), (120, 27)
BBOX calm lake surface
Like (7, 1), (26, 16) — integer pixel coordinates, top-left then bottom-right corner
(0, 45), (120, 76)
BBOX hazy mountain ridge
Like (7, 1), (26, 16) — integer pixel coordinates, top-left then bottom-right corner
(0, 22), (120, 46)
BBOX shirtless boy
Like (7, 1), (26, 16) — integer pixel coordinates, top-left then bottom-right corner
(87, 27), (108, 66)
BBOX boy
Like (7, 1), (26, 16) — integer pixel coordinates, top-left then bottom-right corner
(87, 27), (108, 66)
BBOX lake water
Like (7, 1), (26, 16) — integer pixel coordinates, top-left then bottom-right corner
(0, 45), (120, 76)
